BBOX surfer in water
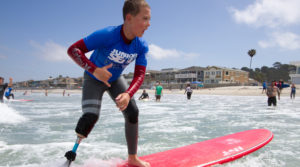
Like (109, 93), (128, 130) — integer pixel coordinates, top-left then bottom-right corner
(0, 77), (13, 103)
(266, 81), (280, 106)
(139, 89), (149, 100)
(66, 0), (151, 166)
(5, 87), (14, 100)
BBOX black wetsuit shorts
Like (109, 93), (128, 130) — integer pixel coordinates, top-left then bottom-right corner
(268, 96), (277, 106)
(78, 72), (139, 154)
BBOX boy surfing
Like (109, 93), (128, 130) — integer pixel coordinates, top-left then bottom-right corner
(65, 0), (151, 166)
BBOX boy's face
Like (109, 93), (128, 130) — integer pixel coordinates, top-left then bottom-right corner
(129, 6), (151, 37)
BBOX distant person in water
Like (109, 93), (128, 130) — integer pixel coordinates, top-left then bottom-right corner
(290, 83), (296, 99)
(0, 77), (13, 103)
(5, 87), (14, 99)
(155, 81), (163, 102)
(262, 81), (267, 94)
(266, 81), (280, 106)
(139, 89), (149, 100)
(184, 83), (193, 100)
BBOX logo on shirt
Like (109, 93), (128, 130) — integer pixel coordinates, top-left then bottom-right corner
(108, 49), (137, 65)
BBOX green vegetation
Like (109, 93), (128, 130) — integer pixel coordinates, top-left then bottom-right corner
(248, 49), (256, 69)
(241, 62), (296, 83)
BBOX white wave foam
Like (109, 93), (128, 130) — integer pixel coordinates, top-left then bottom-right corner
(72, 158), (124, 167)
(0, 103), (27, 124)
(21, 158), (125, 167)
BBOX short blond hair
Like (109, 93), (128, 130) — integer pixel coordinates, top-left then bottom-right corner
(123, 0), (150, 21)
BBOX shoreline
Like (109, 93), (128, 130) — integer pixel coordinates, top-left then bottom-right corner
(14, 86), (296, 97)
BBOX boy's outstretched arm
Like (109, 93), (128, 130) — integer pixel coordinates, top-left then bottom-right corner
(67, 39), (96, 74)
(67, 39), (112, 87)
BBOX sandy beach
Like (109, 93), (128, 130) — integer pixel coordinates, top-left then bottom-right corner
(15, 85), (298, 97)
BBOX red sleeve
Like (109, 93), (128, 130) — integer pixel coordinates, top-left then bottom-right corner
(67, 39), (97, 74)
(126, 65), (146, 98)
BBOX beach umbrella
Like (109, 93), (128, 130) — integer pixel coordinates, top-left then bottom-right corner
(191, 81), (203, 84)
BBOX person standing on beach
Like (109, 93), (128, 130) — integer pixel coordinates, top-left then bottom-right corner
(266, 81), (280, 106)
(66, 0), (151, 166)
(262, 81), (267, 94)
(0, 77), (13, 103)
(155, 81), (163, 102)
(184, 83), (193, 100)
(291, 83), (296, 99)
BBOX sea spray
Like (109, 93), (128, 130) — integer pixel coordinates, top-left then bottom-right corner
(0, 93), (299, 166)
(0, 103), (27, 124)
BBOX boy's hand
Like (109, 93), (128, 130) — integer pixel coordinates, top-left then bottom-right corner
(93, 64), (113, 87)
(116, 92), (130, 111)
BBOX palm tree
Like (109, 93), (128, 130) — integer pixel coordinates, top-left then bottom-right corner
(248, 49), (256, 69)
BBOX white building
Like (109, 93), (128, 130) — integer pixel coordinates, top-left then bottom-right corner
(290, 61), (300, 84)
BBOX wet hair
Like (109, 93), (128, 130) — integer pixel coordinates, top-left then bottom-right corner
(123, 0), (150, 21)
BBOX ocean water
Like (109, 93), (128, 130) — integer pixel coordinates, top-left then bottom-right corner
(0, 91), (299, 167)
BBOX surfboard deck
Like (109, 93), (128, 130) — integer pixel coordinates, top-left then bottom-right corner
(10, 99), (34, 102)
(119, 129), (273, 167)
(140, 99), (149, 102)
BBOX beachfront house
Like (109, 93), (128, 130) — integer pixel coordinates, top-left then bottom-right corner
(147, 67), (205, 89)
(15, 66), (249, 90)
(123, 66), (206, 89)
(123, 66), (248, 89)
(289, 61), (300, 84)
(204, 66), (249, 84)
(175, 66), (205, 83)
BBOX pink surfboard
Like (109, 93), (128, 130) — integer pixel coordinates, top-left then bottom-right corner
(119, 129), (273, 167)
(12, 99), (34, 102)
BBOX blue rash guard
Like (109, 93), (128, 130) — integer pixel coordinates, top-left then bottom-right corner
(83, 25), (148, 83)
(5, 87), (12, 97)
